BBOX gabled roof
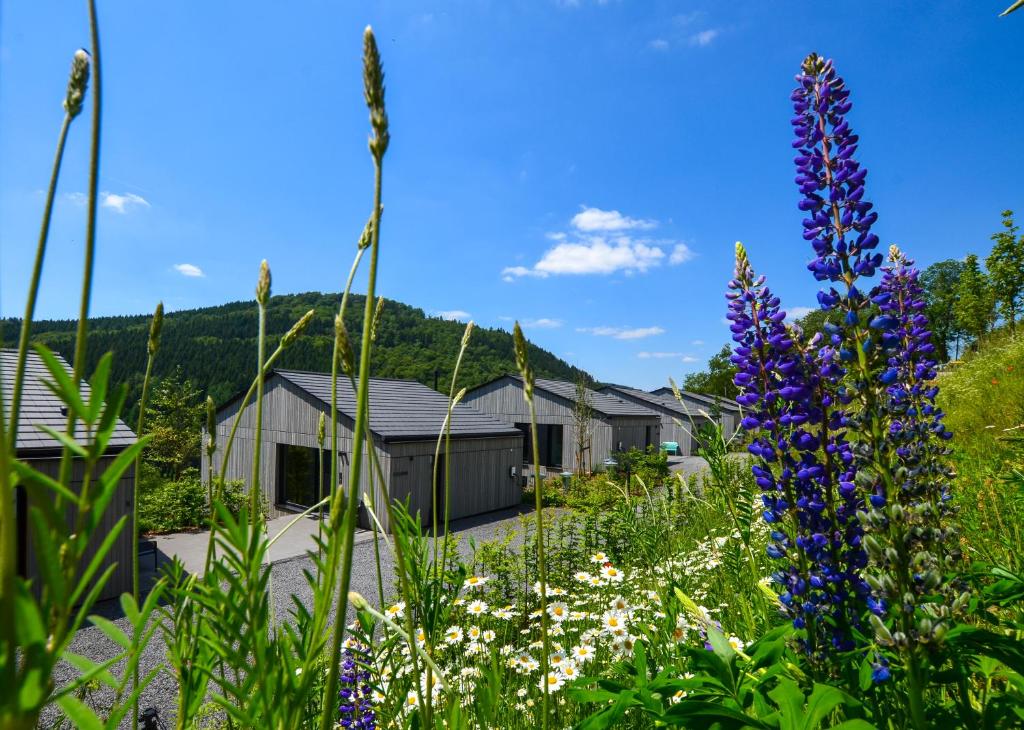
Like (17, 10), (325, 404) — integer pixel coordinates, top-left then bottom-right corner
(649, 386), (741, 413)
(491, 375), (658, 418)
(598, 385), (703, 418)
(273, 369), (523, 443)
(1, 349), (136, 455)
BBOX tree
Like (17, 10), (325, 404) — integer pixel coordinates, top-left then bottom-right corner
(794, 308), (838, 342)
(921, 258), (966, 361)
(954, 254), (996, 346)
(143, 368), (205, 479)
(986, 209), (1024, 330)
(572, 375), (593, 475)
(682, 344), (738, 398)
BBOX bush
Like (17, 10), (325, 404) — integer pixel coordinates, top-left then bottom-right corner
(137, 465), (207, 534)
(608, 446), (670, 488)
(137, 466), (265, 535)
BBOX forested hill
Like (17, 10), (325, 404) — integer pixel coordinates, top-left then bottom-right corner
(1, 291), (590, 417)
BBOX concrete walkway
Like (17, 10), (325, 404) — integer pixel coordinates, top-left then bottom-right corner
(151, 512), (376, 577)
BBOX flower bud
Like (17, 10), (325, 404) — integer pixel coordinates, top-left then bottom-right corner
(317, 412), (326, 445)
(869, 614), (893, 645)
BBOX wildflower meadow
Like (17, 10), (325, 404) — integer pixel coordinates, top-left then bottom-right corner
(2, 4), (1023, 729)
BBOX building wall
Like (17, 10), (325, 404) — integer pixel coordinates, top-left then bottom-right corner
(204, 375), (524, 531)
(386, 436), (523, 527)
(463, 378), (661, 470)
(25, 455), (134, 602)
(203, 375), (390, 522)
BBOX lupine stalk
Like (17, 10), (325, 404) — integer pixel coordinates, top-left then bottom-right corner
(791, 52), (958, 725)
(727, 243), (867, 657)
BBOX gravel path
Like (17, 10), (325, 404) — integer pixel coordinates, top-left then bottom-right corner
(39, 506), (535, 729)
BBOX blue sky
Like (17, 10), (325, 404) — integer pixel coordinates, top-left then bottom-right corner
(2, 1), (1021, 389)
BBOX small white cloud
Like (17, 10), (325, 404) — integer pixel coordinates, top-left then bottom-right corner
(101, 191), (150, 214)
(637, 351), (683, 359)
(579, 326), (665, 340)
(65, 192), (88, 206)
(521, 318), (563, 329)
(571, 206), (656, 232)
(691, 339), (705, 346)
(174, 263), (204, 278)
(689, 29), (720, 47)
(545, 231), (567, 241)
(648, 38), (670, 51)
(434, 310), (471, 321)
(786, 306), (815, 321)
(681, 355), (699, 363)
(669, 243), (694, 265)
(501, 265), (549, 282)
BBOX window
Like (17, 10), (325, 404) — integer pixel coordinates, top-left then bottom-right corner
(514, 423), (563, 468)
(277, 444), (337, 508)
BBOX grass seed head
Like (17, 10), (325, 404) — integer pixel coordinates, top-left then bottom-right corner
(256, 260), (272, 305)
(148, 301), (164, 356)
(282, 308), (315, 349)
(64, 49), (90, 119)
(363, 26), (390, 161)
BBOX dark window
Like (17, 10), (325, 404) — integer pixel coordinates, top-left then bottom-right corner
(277, 444), (336, 509)
(514, 422), (563, 468)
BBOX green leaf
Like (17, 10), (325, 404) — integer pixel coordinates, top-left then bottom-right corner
(56, 694), (104, 730)
(767, 677), (804, 730)
(58, 652), (121, 692)
(662, 699), (768, 728)
(37, 425), (88, 458)
(69, 516), (125, 607)
(12, 460), (80, 505)
(33, 344), (86, 416)
(801, 683), (853, 729)
(28, 506), (67, 606)
(87, 352), (114, 423)
(88, 615), (131, 650)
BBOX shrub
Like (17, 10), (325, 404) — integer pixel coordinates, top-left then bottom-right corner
(137, 466), (207, 534)
(608, 446), (670, 489)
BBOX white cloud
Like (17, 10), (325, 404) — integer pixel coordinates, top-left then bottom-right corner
(648, 38), (670, 51)
(786, 306), (815, 321)
(689, 29), (720, 47)
(691, 339), (705, 346)
(637, 351), (683, 359)
(571, 206), (655, 232)
(681, 355), (699, 363)
(535, 238), (665, 275)
(65, 192), (88, 206)
(504, 206), (694, 280)
(101, 191), (150, 214)
(174, 263), (204, 278)
(520, 318), (563, 329)
(578, 326), (665, 340)
(669, 243), (694, 264)
(434, 309), (471, 321)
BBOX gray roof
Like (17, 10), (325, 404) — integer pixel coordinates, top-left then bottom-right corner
(598, 385), (703, 417)
(650, 386), (741, 413)
(1, 349), (136, 455)
(511, 376), (658, 418)
(274, 369), (523, 443)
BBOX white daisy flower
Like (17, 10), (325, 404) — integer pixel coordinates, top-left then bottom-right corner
(464, 575), (489, 589)
(539, 672), (565, 693)
(466, 599), (489, 616)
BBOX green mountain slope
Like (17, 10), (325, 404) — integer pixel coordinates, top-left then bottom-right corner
(2, 291), (590, 418)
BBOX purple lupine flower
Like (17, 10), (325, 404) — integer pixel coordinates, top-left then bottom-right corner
(337, 643), (376, 729)
(727, 242), (868, 655)
(855, 246), (962, 644)
(791, 53), (880, 286)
